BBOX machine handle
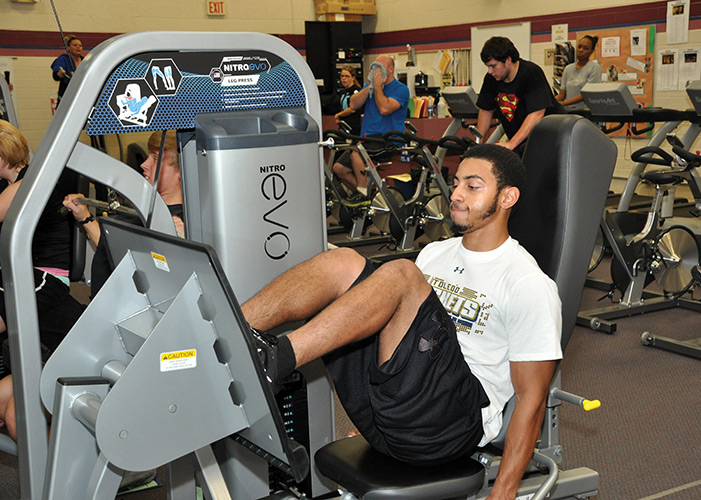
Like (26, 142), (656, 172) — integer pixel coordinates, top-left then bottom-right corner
(323, 128), (385, 144)
(551, 388), (601, 411)
(383, 129), (414, 145)
(671, 144), (701, 169)
(438, 135), (475, 151)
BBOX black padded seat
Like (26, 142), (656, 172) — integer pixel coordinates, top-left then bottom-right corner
(315, 436), (485, 500)
(640, 172), (686, 186)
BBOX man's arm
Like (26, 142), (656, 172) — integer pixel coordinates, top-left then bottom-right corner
(476, 108), (495, 139)
(350, 85), (370, 110)
(372, 82), (401, 116)
(487, 360), (555, 500)
(498, 109), (545, 150)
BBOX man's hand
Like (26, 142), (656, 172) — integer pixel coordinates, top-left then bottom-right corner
(372, 65), (386, 86)
(62, 193), (91, 221)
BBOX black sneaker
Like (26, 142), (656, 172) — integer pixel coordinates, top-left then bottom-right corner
(341, 192), (371, 208)
(250, 327), (283, 393)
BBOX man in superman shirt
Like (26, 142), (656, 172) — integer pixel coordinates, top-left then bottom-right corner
(476, 37), (563, 156)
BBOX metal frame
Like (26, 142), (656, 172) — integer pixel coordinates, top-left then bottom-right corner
(0, 31), (323, 500)
(0, 76), (19, 127)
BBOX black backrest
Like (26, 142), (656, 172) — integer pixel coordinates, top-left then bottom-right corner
(509, 115), (616, 351)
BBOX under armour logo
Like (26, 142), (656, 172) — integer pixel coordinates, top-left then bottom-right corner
(454, 267), (464, 274)
(418, 311), (449, 360)
(418, 336), (441, 359)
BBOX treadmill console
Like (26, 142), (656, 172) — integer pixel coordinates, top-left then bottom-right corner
(441, 86), (479, 118)
(581, 82), (638, 117)
(686, 80), (701, 116)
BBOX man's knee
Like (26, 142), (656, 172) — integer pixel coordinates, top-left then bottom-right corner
(332, 162), (346, 177)
(372, 259), (431, 292)
(324, 247), (367, 276)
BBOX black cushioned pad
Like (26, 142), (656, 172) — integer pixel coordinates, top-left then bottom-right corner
(315, 436), (484, 500)
(640, 172), (686, 185)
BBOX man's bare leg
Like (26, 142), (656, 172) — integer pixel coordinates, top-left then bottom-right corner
(332, 161), (358, 192)
(243, 249), (432, 375)
(348, 151), (368, 195)
(242, 247), (367, 332)
(289, 258), (431, 366)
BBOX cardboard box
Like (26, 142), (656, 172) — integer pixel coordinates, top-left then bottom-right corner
(317, 13), (362, 22)
(314, 0), (376, 16)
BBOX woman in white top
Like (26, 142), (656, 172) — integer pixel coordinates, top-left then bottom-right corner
(556, 35), (601, 109)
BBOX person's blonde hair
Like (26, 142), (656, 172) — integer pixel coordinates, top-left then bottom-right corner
(0, 120), (30, 171)
(147, 130), (179, 172)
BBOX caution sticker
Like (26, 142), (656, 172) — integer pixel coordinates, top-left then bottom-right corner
(160, 349), (197, 372)
(151, 251), (170, 272)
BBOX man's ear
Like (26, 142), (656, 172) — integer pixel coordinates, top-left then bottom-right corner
(500, 186), (520, 210)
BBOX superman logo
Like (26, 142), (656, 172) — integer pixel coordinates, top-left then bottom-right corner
(496, 93), (519, 121)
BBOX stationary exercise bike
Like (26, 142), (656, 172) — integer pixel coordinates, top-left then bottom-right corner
(323, 124), (400, 244)
(323, 127), (467, 260)
(579, 135), (701, 333)
(374, 128), (471, 259)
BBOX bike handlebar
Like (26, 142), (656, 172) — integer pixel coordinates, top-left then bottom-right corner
(630, 146), (674, 165)
(671, 143), (701, 167)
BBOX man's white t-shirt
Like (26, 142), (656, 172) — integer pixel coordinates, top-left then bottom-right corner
(414, 237), (563, 445)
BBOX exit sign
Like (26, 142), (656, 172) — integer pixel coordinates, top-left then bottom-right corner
(207, 1), (226, 16)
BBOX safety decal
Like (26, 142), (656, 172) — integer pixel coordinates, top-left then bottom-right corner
(160, 349), (197, 372)
(151, 251), (170, 272)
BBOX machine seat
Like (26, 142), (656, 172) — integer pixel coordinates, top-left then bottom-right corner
(640, 171), (686, 186)
(314, 435), (485, 500)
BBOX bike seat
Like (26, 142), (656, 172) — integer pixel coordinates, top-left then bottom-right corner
(640, 171), (686, 186)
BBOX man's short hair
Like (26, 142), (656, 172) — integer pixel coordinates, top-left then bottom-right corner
(461, 144), (525, 192)
(480, 37), (520, 64)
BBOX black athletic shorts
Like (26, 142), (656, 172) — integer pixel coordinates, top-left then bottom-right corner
(334, 136), (389, 169)
(0, 268), (86, 369)
(323, 259), (490, 466)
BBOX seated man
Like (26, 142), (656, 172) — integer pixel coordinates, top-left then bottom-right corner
(332, 54), (409, 206)
(244, 144), (562, 499)
(476, 37), (563, 156)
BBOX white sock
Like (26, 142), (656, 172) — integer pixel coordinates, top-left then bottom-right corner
(357, 186), (367, 196)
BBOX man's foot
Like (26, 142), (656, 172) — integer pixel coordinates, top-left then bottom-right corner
(341, 192), (371, 208)
(250, 327), (283, 394)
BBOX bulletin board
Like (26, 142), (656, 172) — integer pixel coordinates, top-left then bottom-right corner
(471, 22), (531, 93)
(587, 26), (655, 108)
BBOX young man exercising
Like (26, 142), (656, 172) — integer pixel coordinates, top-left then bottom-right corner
(476, 37), (563, 156)
(243, 144), (562, 500)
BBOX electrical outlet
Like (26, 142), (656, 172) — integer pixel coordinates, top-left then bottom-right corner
(545, 49), (555, 65)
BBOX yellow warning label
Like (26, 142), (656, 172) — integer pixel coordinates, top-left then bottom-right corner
(151, 252), (170, 272)
(160, 349), (197, 372)
(160, 350), (196, 361)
